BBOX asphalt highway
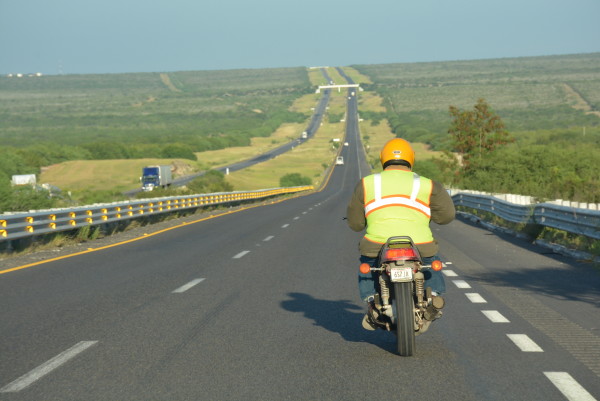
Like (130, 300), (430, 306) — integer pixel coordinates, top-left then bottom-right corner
(1, 82), (599, 401)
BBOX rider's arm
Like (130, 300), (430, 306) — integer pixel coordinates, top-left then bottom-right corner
(346, 180), (366, 231)
(430, 181), (455, 225)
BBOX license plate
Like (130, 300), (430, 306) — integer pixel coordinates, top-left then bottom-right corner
(390, 267), (413, 282)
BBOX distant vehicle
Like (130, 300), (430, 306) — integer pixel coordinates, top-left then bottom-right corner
(336, 156), (344, 165)
(141, 165), (173, 191)
(301, 131), (308, 139)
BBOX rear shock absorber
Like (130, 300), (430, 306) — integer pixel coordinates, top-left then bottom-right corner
(379, 274), (393, 317)
(414, 271), (425, 308)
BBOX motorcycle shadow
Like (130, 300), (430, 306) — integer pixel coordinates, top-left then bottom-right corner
(280, 292), (397, 354)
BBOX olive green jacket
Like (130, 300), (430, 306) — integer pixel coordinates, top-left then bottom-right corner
(346, 170), (455, 258)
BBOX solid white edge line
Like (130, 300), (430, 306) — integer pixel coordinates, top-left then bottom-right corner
(453, 280), (471, 288)
(482, 310), (510, 323)
(1, 341), (98, 393)
(172, 278), (205, 293)
(263, 236), (274, 242)
(443, 270), (458, 277)
(544, 372), (597, 401)
(233, 250), (250, 259)
(507, 334), (544, 352)
(465, 293), (487, 303)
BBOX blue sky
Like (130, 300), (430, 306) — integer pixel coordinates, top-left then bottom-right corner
(1, 0), (599, 75)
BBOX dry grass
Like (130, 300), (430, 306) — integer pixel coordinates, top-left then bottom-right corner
(339, 67), (373, 85)
(195, 123), (306, 169)
(225, 122), (345, 190)
(39, 158), (196, 192)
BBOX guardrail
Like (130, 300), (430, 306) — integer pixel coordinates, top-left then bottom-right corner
(0, 186), (313, 242)
(451, 191), (600, 240)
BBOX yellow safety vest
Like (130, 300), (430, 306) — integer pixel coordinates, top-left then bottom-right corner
(362, 170), (434, 245)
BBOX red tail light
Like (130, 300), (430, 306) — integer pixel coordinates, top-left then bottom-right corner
(383, 247), (418, 261)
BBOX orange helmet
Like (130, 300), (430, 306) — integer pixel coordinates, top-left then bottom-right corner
(380, 138), (415, 169)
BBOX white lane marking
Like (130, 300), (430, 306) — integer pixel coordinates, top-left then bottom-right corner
(172, 278), (205, 293)
(443, 270), (458, 277)
(465, 293), (487, 303)
(482, 310), (510, 323)
(453, 280), (471, 289)
(544, 372), (597, 401)
(445, 261), (453, 265)
(507, 334), (543, 352)
(293, 216), (300, 220)
(282, 224), (290, 228)
(263, 236), (274, 242)
(0, 341), (98, 393)
(302, 211), (307, 214)
(233, 250), (250, 259)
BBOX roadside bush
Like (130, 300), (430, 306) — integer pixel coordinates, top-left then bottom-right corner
(187, 170), (233, 194)
(0, 183), (56, 212)
(280, 173), (312, 187)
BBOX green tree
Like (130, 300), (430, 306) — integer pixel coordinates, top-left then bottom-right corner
(448, 98), (514, 169)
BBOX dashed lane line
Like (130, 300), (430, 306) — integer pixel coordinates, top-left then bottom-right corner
(465, 293), (487, 303)
(452, 280), (471, 289)
(481, 284), (600, 377)
(282, 224), (290, 228)
(263, 236), (274, 241)
(443, 260), (598, 399)
(544, 372), (597, 401)
(1, 341), (98, 393)
(172, 278), (205, 293)
(482, 310), (510, 323)
(233, 251), (250, 259)
(442, 269), (458, 277)
(507, 334), (544, 352)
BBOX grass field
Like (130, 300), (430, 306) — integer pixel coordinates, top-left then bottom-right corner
(39, 158), (196, 193)
(8, 54), (599, 201)
(225, 121), (346, 190)
(354, 53), (600, 147)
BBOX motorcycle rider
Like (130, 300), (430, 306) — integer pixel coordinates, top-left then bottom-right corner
(346, 138), (455, 330)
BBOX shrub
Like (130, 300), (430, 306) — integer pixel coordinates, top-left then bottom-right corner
(280, 173), (312, 187)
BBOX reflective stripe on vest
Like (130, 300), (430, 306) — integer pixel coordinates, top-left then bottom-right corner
(365, 173), (431, 218)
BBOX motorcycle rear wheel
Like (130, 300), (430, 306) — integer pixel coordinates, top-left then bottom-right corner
(394, 282), (415, 356)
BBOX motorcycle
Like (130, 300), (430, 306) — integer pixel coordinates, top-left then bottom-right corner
(359, 236), (444, 356)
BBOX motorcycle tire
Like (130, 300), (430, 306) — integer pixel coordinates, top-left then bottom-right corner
(394, 281), (416, 356)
